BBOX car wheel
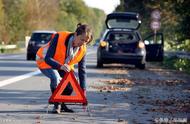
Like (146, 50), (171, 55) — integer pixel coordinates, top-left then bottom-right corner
(27, 54), (31, 60)
(97, 51), (103, 68)
(97, 59), (103, 68)
(135, 63), (145, 69)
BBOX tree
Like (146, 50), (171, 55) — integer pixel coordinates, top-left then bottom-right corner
(1, 0), (26, 44)
(24, 0), (59, 34)
(0, 0), (106, 45)
(174, 0), (190, 40)
(56, 0), (106, 42)
(0, 0), (6, 43)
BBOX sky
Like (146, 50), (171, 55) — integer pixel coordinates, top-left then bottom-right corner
(82, 0), (120, 14)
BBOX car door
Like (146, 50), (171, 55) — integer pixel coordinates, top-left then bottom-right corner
(144, 32), (164, 61)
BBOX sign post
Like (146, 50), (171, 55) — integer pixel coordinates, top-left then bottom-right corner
(150, 21), (161, 33)
(150, 9), (161, 43)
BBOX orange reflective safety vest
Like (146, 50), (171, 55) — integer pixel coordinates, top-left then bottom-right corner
(36, 42), (51, 69)
(36, 31), (86, 70)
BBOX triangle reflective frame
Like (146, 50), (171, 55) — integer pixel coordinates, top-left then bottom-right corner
(49, 71), (87, 104)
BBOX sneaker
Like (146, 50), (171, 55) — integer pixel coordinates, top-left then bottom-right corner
(52, 104), (61, 114)
(61, 103), (74, 113)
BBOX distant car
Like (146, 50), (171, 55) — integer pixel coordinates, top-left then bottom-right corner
(26, 30), (56, 60)
(93, 39), (100, 46)
(97, 12), (164, 69)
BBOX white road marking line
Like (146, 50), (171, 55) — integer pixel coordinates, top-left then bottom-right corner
(87, 51), (95, 55)
(0, 55), (23, 59)
(0, 70), (41, 87)
(0, 51), (95, 87)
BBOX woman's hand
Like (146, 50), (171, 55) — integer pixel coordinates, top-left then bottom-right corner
(60, 64), (71, 72)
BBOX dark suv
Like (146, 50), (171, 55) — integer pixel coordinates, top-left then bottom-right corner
(26, 30), (56, 60)
(97, 12), (164, 69)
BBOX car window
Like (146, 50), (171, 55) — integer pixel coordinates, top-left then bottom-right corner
(30, 33), (52, 43)
(144, 34), (162, 45)
(105, 32), (137, 42)
(108, 19), (139, 29)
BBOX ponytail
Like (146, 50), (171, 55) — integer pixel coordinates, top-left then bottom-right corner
(77, 23), (82, 28)
(75, 23), (92, 36)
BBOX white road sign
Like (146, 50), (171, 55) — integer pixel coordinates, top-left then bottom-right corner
(150, 21), (161, 30)
(151, 10), (161, 20)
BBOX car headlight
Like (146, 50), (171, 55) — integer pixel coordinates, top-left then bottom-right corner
(100, 41), (107, 47)
(138, 41), (145, 48)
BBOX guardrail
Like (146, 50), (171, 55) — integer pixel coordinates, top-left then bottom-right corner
(0, 45), (17, 49)
(0, 45), (17, 53)
(165, 51), (190, 60)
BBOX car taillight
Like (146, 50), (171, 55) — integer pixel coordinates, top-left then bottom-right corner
(138, 41), (145, 48)
(100, 41), (107, 47)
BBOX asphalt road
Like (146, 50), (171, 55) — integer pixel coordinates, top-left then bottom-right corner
(0, 47), (115, 124)
(0, 47), (189, 124)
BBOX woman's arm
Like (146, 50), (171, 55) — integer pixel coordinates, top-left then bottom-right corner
(45, 34), (62, 69)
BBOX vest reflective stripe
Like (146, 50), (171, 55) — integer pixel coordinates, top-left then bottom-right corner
(36, 44), (49, 59)
(36, 42), (51, 69)
(68, 44), (86, 67)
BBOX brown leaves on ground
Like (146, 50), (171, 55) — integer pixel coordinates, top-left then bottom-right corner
(183, 88), (190, 93)
(99, 79), (134, 86)
(99, 78), (185, 86)
(91, 85), (131, 92)
(93, 78), (185, 92)
(134, 79), (185, 86)
(146, 106), (190, 113)
(139, 99), (190, 113)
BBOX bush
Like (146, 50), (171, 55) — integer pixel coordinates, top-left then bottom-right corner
(163, 57), (190, 74)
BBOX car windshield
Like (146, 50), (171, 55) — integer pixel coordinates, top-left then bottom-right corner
(107, 19), (139, 29)
(30, 33), (52, 43)
(105, 32), (137, 42)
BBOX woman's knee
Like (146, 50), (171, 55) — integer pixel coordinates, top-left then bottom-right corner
(50, 76), (59, 86)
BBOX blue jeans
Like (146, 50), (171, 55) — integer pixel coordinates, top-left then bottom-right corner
(40, 69), (61, 92)
(78, 55), (86, 90)
(40, 55), (86, 92)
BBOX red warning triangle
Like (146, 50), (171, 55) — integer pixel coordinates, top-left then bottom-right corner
(49, 71), (87, 104)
